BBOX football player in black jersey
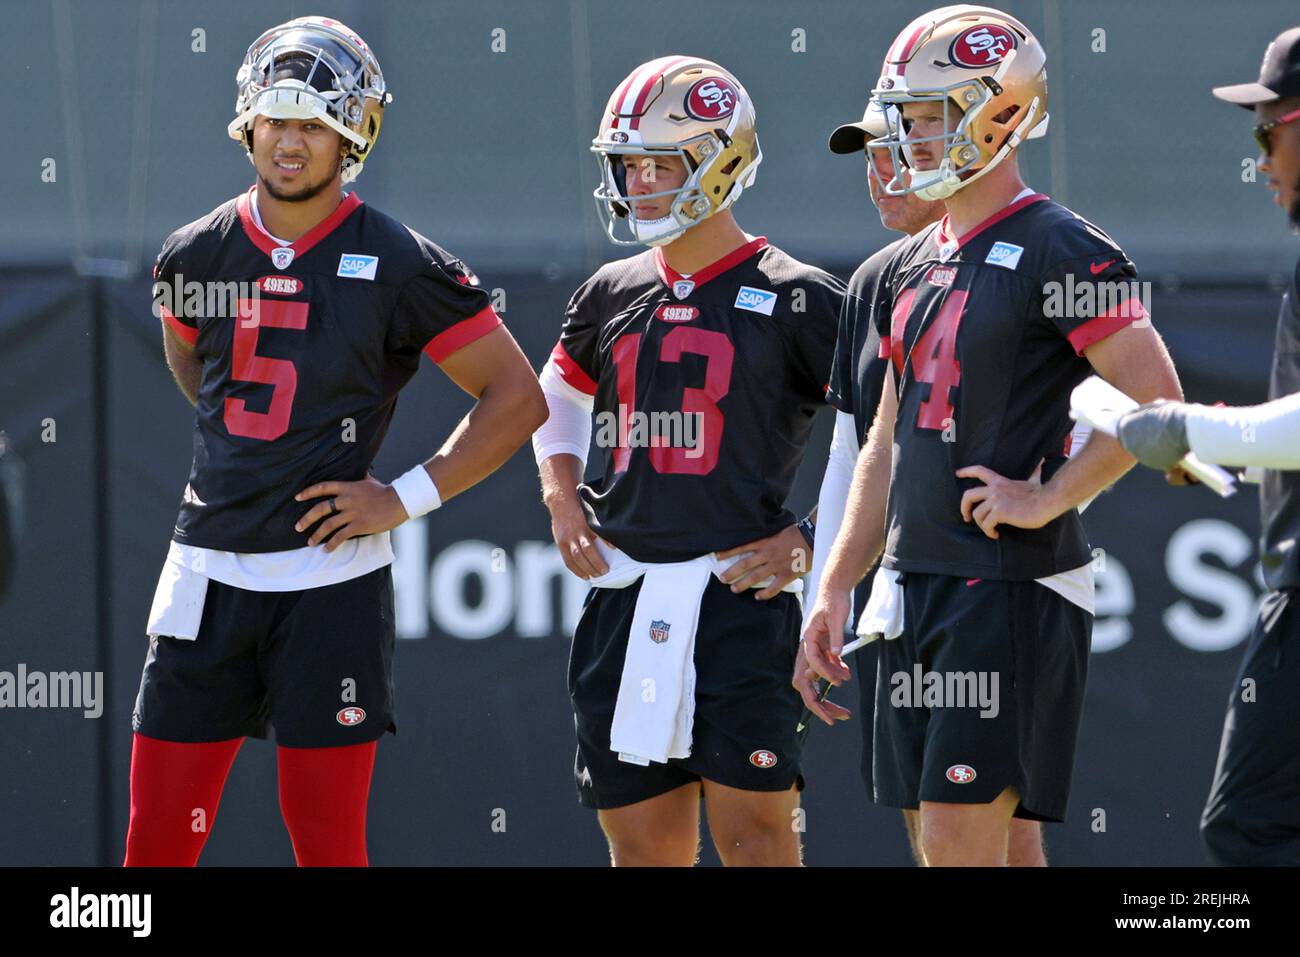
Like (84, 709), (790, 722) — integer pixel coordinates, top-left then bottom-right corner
(533, 56), (844, 865)
(803, 6), (1183, 866)
(800, 94), (1045, 867)
(1116, 26), (1300, 865)
(125, 17), (545, 866)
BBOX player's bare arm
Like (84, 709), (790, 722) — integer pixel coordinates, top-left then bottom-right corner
(295, 325), (547, 551)
(798, 372), (896, 705)
(161, 321), (201, 407)
(958, 322), (1183, 540)
(539, 453), (609, 580)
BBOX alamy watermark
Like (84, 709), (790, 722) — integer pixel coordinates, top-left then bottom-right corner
(0, 665), (103, 718)
(594, 404), (703, 456)
(1042, 275), (1152, 324)
(889, 665), (1000, 718)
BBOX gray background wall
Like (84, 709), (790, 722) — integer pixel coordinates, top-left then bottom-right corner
(0, 0), (1295, 865)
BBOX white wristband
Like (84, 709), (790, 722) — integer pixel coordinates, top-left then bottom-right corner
(390, 465), (442, 519)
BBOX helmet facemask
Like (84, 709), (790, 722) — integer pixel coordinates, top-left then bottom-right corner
(874, 52), (1044, 201)
(592, 131), (757, 247)
(228, 18), (389, 184)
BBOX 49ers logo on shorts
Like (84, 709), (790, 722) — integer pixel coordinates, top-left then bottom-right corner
(336, 706), (367, 726)
(256, 275), (303, 296)
(949, 24), (1017, 68)
(749, 749), (778, 769)
(946, 764), (977, 784)
(684, 77), (738, 121)
(655, 303), (700, 323)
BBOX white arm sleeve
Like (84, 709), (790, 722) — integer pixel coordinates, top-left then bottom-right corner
(802, 410), (861, 633)
(532, 360), (594, 467)
(1185, 392), (1300, 470)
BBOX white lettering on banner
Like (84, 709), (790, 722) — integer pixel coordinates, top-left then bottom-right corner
(1092, 557), (1134, 653)
(391, 524), (587, 640)
(1163, 520), (1258, 652)
(387, 519), (1262, 648)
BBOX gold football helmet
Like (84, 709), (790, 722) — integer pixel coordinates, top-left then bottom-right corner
(871, 4), (1048, 200)
(592, 56), (762, 246)
(228, 16), (390, 184)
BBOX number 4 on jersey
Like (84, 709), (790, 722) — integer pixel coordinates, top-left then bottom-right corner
(906, 289), (968, 431)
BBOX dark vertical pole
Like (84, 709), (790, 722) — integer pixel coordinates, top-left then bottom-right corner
(90, 276), (114, 867)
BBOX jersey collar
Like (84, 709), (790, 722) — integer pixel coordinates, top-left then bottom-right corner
(933, 190), (1048, 251)
(654, 236), (769, 292)
(237, 185), (363, 262)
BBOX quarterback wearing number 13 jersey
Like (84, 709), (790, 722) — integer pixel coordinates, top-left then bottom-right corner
(550, 238), (843, 563)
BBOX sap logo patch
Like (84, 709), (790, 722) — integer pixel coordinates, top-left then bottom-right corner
(984, 242), (1024, 270)
(337, 253), (379, 280)
(734, 285), (778, 316)
(271, 247), (295, 270)
(256, 275), (303, 296)
(336, 706), (367, 726)
(926, 265), (957, 287)
(655, 303), (699, 323)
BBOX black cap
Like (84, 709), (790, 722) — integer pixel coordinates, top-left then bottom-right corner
(827, 99), (890, 154)
(1213, 26), (1300, 109)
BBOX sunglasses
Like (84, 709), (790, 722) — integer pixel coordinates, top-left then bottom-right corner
(1253, 106), (1300, 156)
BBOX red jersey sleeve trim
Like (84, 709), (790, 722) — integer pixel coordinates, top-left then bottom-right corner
(548, 341), (597, 395)
(422, 306), (503, 363)
(1066, 298), (1147, 356)
(160, 306), (198, 346)
(877, 335), (891, 359)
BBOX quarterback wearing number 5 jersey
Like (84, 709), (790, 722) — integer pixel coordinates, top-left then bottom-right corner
(126, 17), (544, 867)
(534, 57), (842, 866)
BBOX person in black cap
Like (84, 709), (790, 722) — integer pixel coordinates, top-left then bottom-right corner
(1116, 26), (1300, 865)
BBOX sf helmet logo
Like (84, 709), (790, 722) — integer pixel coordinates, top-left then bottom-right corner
(749, 750), (778, 769)
(684, 77), (738, 121)
(949, 24), (1017, 68)
(336, 707), (367, 726)
(946, 764), (977, 784)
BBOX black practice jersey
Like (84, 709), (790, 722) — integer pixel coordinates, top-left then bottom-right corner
(550, 238), (844, 563)
(155, 186), (499, 552)
(1261, 262), (1300, 590)
(827, 237), (907, 443)
(875, 193), (1147, 580)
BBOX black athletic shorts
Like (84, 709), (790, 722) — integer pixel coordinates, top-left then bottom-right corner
(1201, 587), (1300, 865)
(132, 564), (397, 748)
(569, 575), (807, 809)
(873, 571), (1091, 822)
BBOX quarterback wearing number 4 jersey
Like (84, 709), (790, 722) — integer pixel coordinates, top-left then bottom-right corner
(534, 56), (842, 866)
(803, 5), (1183, 866)
(126, 17), (544, 867)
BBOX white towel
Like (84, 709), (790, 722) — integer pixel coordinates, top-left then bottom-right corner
(590, 542), (802, 766)
(145, 552), (210, 640)
(854, 566), (905, 644)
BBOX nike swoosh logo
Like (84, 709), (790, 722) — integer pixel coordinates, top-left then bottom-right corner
(1090, 259), (1116, 275)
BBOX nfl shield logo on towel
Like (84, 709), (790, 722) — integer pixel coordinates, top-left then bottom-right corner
(649, 619), (670, 644)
